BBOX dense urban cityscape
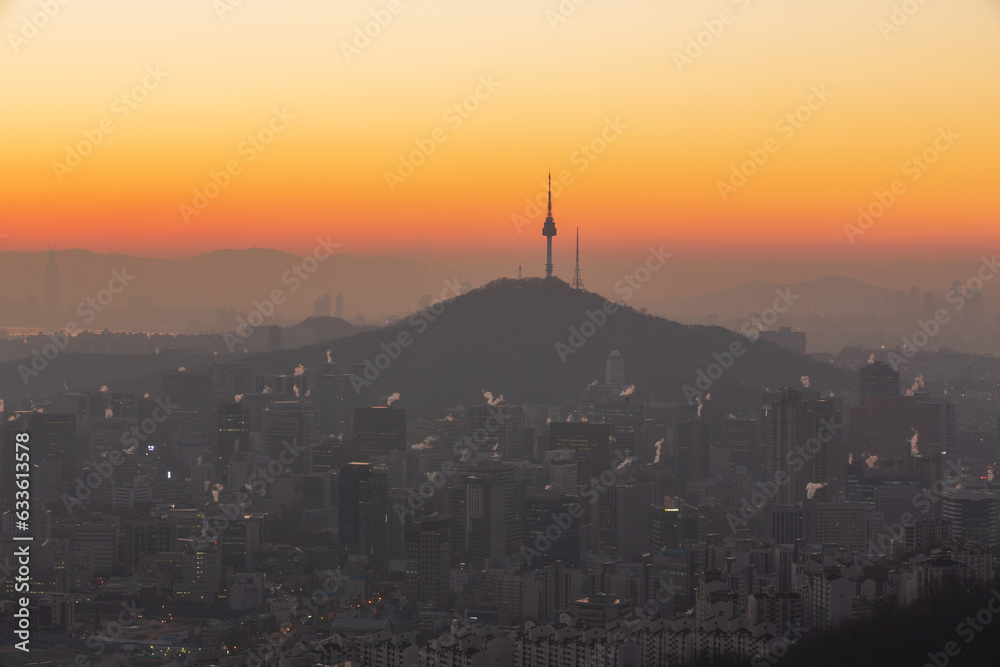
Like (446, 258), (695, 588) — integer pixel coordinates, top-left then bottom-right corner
(4, 1), (999, 666)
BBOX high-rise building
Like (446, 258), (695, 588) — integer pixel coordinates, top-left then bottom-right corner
(598, 482), (654, 560)
(915, 395), (958, 455)
(593, 401), (646, 460)
(338, 463), (389, 566)
(524, 494), (582, 567)
(860, 361), (900, 401)
(162, 372), (212, 432)
(29, 412), (76, 496)
(605, 351), (625, 395)
(464, 404), (525, 460)
(263, 403), (319, 474)
(353, 406), (406, 459)
(548, 422), (613, 483)
(335, 292), (345, 318)
(404, 513), (451, 605)
(312, 369), (357, 437)
(943, 489), (999, 546)
(177, 543), (222, 604)
(214, 401), (250, 477)
(673, 418), (711, 491)
(849, 397), (931, 461)
(722, 417), (760, 474)
(465, 462), (523, 564)
(211, 362), (254, 401)
(801, 501), (872, 551)
(762, 389), (844, 506)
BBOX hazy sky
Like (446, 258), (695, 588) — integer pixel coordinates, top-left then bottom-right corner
(1, 0), (997, 263)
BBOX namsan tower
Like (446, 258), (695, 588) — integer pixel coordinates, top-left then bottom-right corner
(542, 171), (557, 278)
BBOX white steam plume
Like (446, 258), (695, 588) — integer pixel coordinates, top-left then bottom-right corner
(387, 392), (400, 406)
(620, 384), (635, 397)
(800, 376), (810, 389)
(482, 390), (504, 406)
(105, 408), (113, 419)
(326, 349), (333, 364)
(294, 364), (306, 376)
(910, 428), (920, 457)
(410, 436), (438, 452)
(904, 375), (926, 397)
(653, 438), (664, 465)
(616, 456), (636, 471)
(806, 482), (827, 500)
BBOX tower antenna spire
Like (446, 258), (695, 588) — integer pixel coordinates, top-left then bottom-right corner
(547, 170), (552, 216)
(572, 227), (584, 289)
(542, 170), (557, 279)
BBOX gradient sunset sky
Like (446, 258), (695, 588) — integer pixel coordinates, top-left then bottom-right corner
(1, 0), (997, 261)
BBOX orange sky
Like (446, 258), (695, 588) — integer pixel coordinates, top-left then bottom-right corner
(1, 0), (997, 260)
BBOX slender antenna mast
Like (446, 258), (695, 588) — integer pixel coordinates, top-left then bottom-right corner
(571, 228), (584, 289)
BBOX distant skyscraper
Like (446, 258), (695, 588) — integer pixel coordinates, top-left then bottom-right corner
(214, 401), (250, 476)
(464, 404), (526, 460)
(542, 171), (557, 278)
(162, 372), (212, 432)
(605, 351), (625, 394)
(338, 462), (389, 565)
(549, 422), (613, 483)
(263, 404), (319, 474)
(404, 513), (451, 604)
(314, 293), (331, 317)
(335, 292), (344, 318)
(860, 361), (900, 401)
(464, 462), (523, 564)
(571, 228), (584, 289)
(598, 482), (654, 560)
(943, 489), (999, 546)
(524, 494), (581, 567)
(763, 389), (844, 506)
(593, 400), (646, 459)
(352, 406), (406, 459)
(44, 246), (59, 312)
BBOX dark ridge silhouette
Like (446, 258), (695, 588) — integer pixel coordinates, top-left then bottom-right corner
(777, 579), (1000, 667)
(296, 316), (374, 340)
(1, 278), (853, 413)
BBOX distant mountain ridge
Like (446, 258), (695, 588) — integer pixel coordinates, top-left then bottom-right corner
(1, 278), (854, 414)
(635, 275), (913, 317)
